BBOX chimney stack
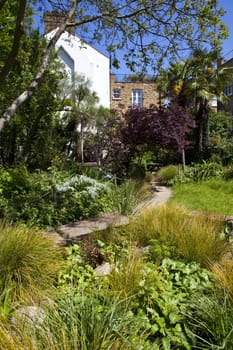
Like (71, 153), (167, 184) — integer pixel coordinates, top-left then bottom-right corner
(43, 11), (75, 35)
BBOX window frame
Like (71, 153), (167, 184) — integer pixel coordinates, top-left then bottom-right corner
(131, 89), (143, 108)
(112, 88), (121, 99)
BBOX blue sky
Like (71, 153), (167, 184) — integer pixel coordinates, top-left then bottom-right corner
(219, 0), (233, 60)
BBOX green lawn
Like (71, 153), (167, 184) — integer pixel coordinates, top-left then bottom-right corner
(169, 179), (233, 216)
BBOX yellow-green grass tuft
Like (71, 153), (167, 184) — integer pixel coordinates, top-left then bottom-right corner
(128, 205), (228, 267)
(211, 258), (233, 297)
(0, 222), (63, 303)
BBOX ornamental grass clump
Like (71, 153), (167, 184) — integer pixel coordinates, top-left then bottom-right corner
(186, 291), (233, 349)
(211, 258), (233, 297)
(129, 205), (228, 267)
(0, 222), (63, 303)
(108, 247), (144, 300)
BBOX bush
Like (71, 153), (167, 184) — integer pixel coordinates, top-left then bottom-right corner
(157, 165), (179, 184)
(172, 161), (223, 185)
(223, 165), (233, 180)
(0, 166), (115, 227)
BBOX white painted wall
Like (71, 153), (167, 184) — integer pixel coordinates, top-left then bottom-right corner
(46, 30), (110, 108)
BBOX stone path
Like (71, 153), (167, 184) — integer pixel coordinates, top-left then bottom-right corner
(133, 186), (172, 215)
(47, 185), (172, 246)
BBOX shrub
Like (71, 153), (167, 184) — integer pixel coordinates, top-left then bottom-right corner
(125, 258), (213, 349)
(0, 222), (63, 303)
(156, 165), (179, 184)
(172, 161), (224, 185)
(223, 165), (233, 180)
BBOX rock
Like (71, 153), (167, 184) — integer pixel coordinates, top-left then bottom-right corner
(12, 306), (46, 329)
(95, 262), (113, 276)
(46, 213), (130, 245)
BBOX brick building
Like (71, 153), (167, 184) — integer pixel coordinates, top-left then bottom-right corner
(218, 57), (233, 116)
(110, 73), (159, 113)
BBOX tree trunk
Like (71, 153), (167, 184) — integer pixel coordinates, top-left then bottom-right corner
(181, 148), (186, 170)
(80, 123), (84, 163)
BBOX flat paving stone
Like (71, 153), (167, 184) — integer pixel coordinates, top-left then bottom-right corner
(47, 186), (172, 245)
(47, 213), (129, 244)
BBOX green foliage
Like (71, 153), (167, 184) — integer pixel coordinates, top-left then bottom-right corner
(58, 244), (99, 290)
(0, 166), (117, 227)
(157, 165), (179, 184)
(207, 111), (233, 165)
(223, 165), (233, 180)
(186, 291), (233, 349)
(109, 180), (144, 215)
(122, 257), (213, 349)
(56, 237), (215, 350)
(40, 292), (145, 350)
(172, 161), (223, 184)
(108, 247), (145, 299)
(0, 31), (66, 169)
(0, 222), (63, 303)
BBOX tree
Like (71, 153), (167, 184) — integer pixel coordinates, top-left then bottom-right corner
(157, 50), (233, 157)
(62, 74), (101, 163)
(0, 31), (66, 169)
(0, 0), (228, 127)
(108, 104), (195, 173)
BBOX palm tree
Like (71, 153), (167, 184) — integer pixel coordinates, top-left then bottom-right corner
(62, 74), (99, 162)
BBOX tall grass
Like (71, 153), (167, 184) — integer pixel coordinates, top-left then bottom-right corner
(211, 258), (233, 297)
(186, 291), (233, 349)
(40, 293), (141, 350)
(0, 222), (63, 303)
(109, 179), (151, 215)
(108, 247), (144, 300)
(128, 205), (228, 267)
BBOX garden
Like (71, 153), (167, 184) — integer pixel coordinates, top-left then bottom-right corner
(1, 160), (233, 349)
(2, 4), (233, 347)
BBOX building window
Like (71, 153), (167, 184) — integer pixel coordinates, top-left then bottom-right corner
(225, 84), (233, 97)
(131, 89), (143, 107)
(113, 89), (121, 99)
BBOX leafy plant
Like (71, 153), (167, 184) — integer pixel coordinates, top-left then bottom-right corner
(126, 258), (213, 349)
(172, 161), (223, 185)
(58, 244), (97, 290)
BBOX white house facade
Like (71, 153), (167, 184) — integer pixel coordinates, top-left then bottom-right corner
(46, 29), (110, 108)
